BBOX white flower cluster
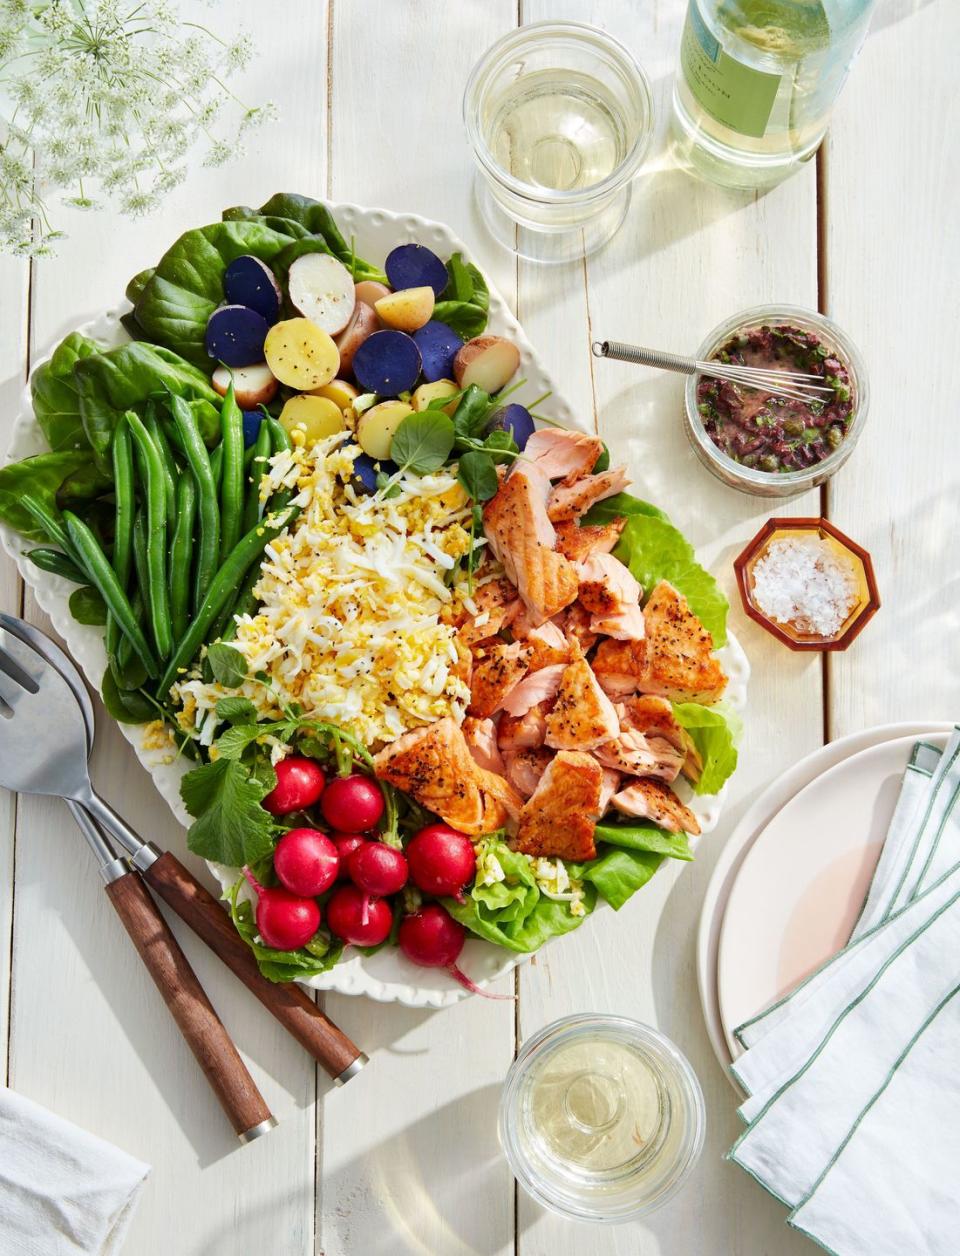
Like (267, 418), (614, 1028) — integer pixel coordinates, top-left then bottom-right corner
(0, 0), (275, 255)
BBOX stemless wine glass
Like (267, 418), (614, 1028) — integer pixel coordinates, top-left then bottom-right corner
(463, 22), (655, 263)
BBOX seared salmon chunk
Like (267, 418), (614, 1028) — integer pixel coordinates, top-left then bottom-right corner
(515, 751), (603, 860)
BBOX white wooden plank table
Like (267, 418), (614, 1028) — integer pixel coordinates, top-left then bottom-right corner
(0, 2), (956, 1253)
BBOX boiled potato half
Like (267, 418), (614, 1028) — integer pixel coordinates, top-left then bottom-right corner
(374, 286), (435, 333)
(265, 318), (339, 390)
(412, 379), (459, 416)
(357, 399), (413, 461)
(311, 378), (360, 412)
(279, 394), (346, 443)
(453, 335), (521, 394)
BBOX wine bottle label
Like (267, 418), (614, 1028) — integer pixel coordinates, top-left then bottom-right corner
(680, 4), (781, 138)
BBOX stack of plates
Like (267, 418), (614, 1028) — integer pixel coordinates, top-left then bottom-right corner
(697, 722), (955, 1087)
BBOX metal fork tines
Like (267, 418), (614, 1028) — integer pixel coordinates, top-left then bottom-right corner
(592, 339), (836, 404)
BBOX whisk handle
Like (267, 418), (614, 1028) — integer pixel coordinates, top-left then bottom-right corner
(592, 340), (698, 376)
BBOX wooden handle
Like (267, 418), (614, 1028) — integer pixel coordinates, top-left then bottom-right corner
(104, 871), (275, 1140)
(142, 852), (364, 1081)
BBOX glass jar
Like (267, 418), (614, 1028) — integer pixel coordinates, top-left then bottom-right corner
(499, 1015), (705, 1223)
(463, 22), (654, 263)
(683, 303), (868, 497)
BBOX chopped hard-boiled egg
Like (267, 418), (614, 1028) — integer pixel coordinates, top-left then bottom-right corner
(173, 432), (473, 749)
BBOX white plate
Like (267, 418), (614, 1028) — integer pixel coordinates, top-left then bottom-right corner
(697, 721), (954, 1083)
(0, 201), (748, 1007)
(715, 728), (952, 1062)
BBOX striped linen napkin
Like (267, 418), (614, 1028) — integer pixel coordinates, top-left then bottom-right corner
(726, 726), (960, 1256)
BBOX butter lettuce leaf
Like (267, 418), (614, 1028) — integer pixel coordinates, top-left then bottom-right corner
(569, 847), (665, 911)
(672, 701), (741, 795)
(593, 820), (693, 861)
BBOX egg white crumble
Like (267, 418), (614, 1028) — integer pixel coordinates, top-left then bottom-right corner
(172, 430), (474, 749)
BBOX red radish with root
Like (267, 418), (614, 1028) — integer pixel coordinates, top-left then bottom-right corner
(273, 828), (339, 897)
(348, 842), (408, 897)
(243, 867), (321, 951)
(321, 773), (385, 832)
(399, 904), (511, 999)
(263, 757), (326, 816)
(326, 884), (393, 946)
(333, 833), (367, 877)
(406, 824), (476, 902)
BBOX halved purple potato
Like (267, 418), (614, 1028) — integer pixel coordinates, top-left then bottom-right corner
(352, 330), (422, 396)
(223, 256), (281, 324)
(413, 320), (464, 383)
(242, 410), (264, 448)
(485, 403), (534, 451)
(385, 243), (448, 298)
(205, 305), (270, 367)
(350, 450), (398, 495)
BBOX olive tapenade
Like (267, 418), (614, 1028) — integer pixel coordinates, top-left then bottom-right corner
(696, 324), (854, 474)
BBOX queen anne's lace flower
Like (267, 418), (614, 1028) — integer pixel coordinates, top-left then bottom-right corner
(0, 0), (274, 255)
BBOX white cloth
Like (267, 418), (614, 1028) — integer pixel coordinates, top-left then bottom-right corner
(729, 875), (960, 1203)
(788, 985), (960, 1256)
(0, 1088), (149, 1255)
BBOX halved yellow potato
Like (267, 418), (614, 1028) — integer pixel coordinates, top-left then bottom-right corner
(356, 399), (413, 461)
(412, 378), (459, 416)
(279, 394), (346, 443)
(311, 378), (360, 411)
(374, 286), (435, 333)
(264, 318), (339, 390)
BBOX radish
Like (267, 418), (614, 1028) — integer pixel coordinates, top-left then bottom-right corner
(242, 867), (321, 951)
(333, 833), (367, 877)
(347, 842), (408, 897)
(263, 756), (326, 816)
(399, 904), (511, 999)
(273, 828), (339, 897)
(326, 884), (393, 947)
(406, 824), (476, 902)
(287, 252), (356, 335)
(321, 774), (384, 832)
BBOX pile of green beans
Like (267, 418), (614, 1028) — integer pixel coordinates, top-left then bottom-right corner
(27, 387), (295, 702)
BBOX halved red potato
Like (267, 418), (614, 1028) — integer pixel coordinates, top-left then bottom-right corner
(211, 362), (278, 409)
(335, 301), (379, 375)
(374, 286), (435, 333)
(354, 280), (391, 308)
(288, 253), (356, 335)
(453, 335), (521, 393)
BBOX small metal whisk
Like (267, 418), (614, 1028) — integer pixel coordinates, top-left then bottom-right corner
(592, 339), (835, 404)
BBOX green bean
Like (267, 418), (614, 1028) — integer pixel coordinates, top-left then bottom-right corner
(169, 473), (196, 643)
(26, 547), (86, 583)
(21, 495), (81, 562)
(220, 563), (261, 642)
(242, 421), (272, 535)
(218, 382), (245, 561)
(169, 393), (220, 614)
(114, 590), (148, 690)
(263, 417), (293, 511)
(145, 405), (178, 530)
(209, 444), (224, 491)
(157, 504), (299, 697)
(106, 423), (136, 667)
(125, 410), (172, 660)
(63, 511), (159, 678)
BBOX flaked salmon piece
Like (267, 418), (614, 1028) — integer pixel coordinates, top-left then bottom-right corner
(503, 747), (553, 800)
(523, 428), (603, 484)
(594, 706), (685, 782)
(498, 704), (548, 752)
(592, 637), (645, 696)
(468, 641), (531, 720)
(499, 662), (566, 718)
(483, 463), (578, 626)
(611, 777), (701, 836)
(598, 767), (621, 814)
(577, 552), (642, 616)
(623, 695), (703, 784)
(519, 619), (571, 672)
(458, 578), (521, 649)
(554, 601), (598, 654)
(642, 581), (727, 704)
(544, 650), (620, 751)
(548, 467), (630, 523)
(515, 751), (603, 861)
(555, 516), (627, 563)
(462, 716), (505, 776)
(480, 767), (524, 826)
(373, 718), (511, 835)
(590, 604), (647, 641)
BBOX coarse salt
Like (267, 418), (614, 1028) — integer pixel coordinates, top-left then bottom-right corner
(752, 535), (858, 637)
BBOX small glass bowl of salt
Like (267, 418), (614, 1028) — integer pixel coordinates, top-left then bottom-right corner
(734, 518), (880, 650)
